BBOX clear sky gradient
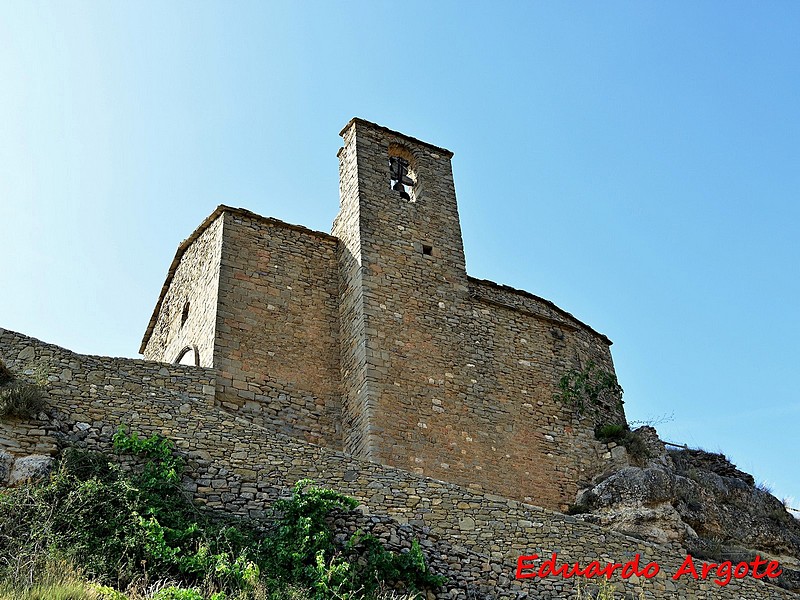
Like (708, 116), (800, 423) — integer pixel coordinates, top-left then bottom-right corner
(1, 2), (798, 510)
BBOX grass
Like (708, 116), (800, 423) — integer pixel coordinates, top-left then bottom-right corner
(0, 561), (123, 600)
(0, 569), (425, 600)
(0, 381), (46, 419)
(0, 360), (47, 420)
(573, 579), (644, 599)
(594, 424), (651, 466)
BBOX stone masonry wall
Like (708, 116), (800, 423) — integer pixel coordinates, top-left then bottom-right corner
(1, 329), (796, 599)
(135, 120), (624, 510)
(332, 138), (374, 460)
(0, 327), (215, 473)
(213, 210), (343, 449)
(467, 277), (625, 504)
(141, 212), (224, 367)
(332, 119), (622, 510)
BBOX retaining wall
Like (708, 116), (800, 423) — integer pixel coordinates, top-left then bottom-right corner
(0, 328), (796, 599)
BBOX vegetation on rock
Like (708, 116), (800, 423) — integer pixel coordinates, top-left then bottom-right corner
(594, 424), (650, 465)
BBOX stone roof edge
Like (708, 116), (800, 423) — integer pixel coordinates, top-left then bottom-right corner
(340, 117), (455, 158)
(138, 205), (337, 354)
(467, 276), (613, 346)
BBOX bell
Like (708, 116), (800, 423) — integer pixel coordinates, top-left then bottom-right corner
(393, 180), (411, 200)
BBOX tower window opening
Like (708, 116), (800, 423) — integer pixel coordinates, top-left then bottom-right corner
(422, 244), (433, 256)
(389, 156), (414, 201)
(181, 301), (190, 327)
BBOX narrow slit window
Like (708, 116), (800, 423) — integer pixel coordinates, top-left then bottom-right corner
(181, 301), (190, 327)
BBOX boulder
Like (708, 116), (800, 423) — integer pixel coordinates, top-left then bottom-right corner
(8, 454), (53, 486)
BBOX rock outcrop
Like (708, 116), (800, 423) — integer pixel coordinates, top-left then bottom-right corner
(576, 426), (800, 591)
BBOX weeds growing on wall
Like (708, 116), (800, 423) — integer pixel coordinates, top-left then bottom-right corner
(0, 427), (443, 599)
(594, 424), (651, 466)
(554, 361), (623, 416)
(0, 360), (45, 419)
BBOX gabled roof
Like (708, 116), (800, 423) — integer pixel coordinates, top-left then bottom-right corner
(138, 205), (336, 354)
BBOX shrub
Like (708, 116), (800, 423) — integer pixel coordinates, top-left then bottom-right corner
(621, 431), (650, 465)
(565, 503), (590, 516)
(152, 587), (206, 600)
(594, 424), (651, 466)
(265, 479), (444, 597)
(0, 429), (444, 599)
(0, 381), (46, 419)
(0, 360), (14, 385)
(594, 423), (626, 442)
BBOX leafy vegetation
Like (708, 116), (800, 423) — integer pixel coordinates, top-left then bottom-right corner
(594, 424), (626, 442)
(554, 361), (623, 416)
(0, 428), (443, 599)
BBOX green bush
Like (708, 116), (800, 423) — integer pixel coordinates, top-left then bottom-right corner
(594, 424), (651, 466)
(554, 361), (623, 415)
(264, 480), (443, 598)
(152, 587), (208, 600)
(0, 429), (444, 599)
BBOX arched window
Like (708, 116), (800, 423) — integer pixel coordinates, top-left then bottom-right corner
(175, 346), (199, 366)
(388, 144), (419, 202)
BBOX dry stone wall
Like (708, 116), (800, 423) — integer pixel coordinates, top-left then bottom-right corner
(0, 329), (797, 599)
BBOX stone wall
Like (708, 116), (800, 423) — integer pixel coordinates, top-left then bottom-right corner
(1, 329), (796, 599)
(140, 206), (344, 450)
(331, 119), (622, 510)
(133, 119), (626, 510)
(213, 210), (343, 449)
(141, 212), (224, 367)
(332, 136), (373, 460)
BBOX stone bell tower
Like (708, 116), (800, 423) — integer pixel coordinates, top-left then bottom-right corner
(332, 118), (470, 464)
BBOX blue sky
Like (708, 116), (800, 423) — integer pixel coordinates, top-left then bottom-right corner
(1, 2), (798, 509)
